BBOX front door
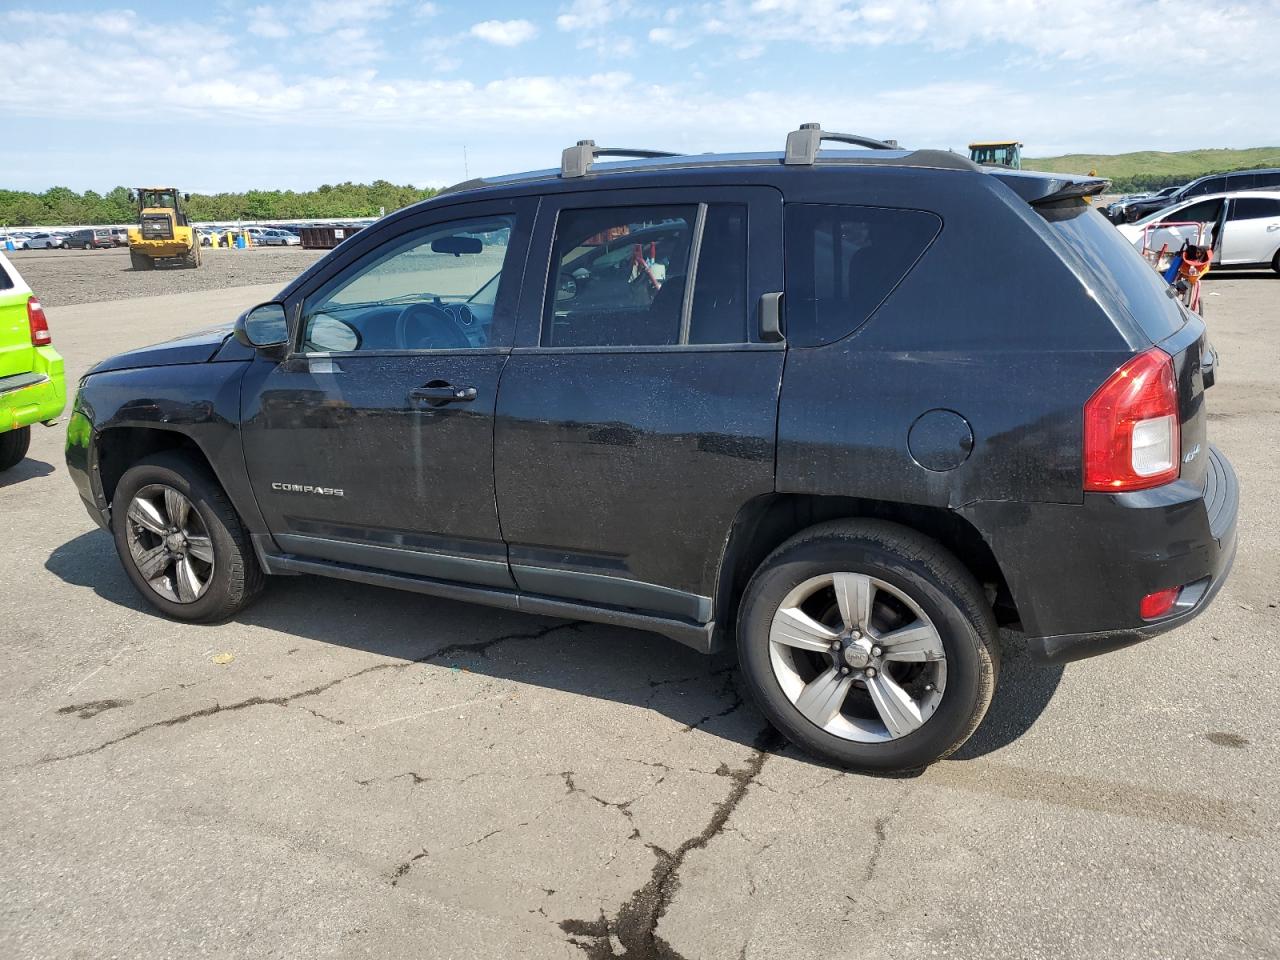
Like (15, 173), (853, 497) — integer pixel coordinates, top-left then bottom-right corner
(493, 186), (785, 621)
(241, 199), (533, 587)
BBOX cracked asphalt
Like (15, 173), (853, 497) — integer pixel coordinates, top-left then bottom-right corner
(2, 268), (1278, 959)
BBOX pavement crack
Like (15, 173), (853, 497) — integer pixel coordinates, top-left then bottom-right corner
(560, 726), (784, 959)
(33, 620), (585, 766)
(299, 705), (345, 726)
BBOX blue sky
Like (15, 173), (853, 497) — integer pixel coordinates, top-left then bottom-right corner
(7, 0), (1280, 193)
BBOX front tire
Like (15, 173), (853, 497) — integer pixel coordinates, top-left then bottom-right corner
(112, 451), (265, 622)
(0, 426), (31, 471)
(737, 520), (999, 772)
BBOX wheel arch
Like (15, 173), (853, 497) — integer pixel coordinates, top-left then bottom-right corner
(713, 493), (1017, 641)
(95, 425), (211, 509)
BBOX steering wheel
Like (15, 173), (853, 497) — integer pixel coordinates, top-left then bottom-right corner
(393, 301), (470, 350)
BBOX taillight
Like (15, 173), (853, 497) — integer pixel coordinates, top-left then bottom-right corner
(1084, 347), (1179, 491)
(27, 297), (51, 346)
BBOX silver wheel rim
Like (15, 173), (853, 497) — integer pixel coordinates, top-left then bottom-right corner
(124, 484), (214, 603)
(768, 572), (947, 743)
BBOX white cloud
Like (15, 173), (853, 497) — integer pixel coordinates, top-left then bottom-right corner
(414, 2), (441, 17)
(692, 0), (1280, 69)
(247, 5), (290, 39)
(304, 0), (396, 33)
(469, 19), (539, 47)
(648, 27), (694, 50)
(556, 0), (629, 31)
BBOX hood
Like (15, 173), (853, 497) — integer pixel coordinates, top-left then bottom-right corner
(89, 323), (234, 375)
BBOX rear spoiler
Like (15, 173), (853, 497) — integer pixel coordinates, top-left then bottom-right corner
(988, 170), (1111, 205)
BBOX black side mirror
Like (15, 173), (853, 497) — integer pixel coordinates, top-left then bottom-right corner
(234, 302), (289, 353)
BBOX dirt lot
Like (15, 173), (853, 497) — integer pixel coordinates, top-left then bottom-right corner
(1, 264), (1277, 959)
(9, 245), (325, 307)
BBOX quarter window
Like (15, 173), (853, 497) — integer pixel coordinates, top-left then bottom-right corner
(784, 204), (941, 347)
(302, 215), (514, 353)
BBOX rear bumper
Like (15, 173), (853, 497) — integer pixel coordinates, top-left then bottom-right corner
(1, 347), (65, 432)
(961, 445), (1240, 664)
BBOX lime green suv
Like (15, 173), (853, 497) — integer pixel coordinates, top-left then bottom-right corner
(0, 252), (64, 470)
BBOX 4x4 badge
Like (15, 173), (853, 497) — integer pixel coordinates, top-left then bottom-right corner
(1184, 444), (1201, 464)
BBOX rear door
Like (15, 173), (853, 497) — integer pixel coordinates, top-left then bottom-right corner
(494, 186), (784, 620)
(1220, 195), (1280, 264)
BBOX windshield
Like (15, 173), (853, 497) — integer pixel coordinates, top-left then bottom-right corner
(140, 190), (177, 209)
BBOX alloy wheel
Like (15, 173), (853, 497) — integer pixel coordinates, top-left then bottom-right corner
(124, 484), (215, 603)
(768, 572), (947, 742)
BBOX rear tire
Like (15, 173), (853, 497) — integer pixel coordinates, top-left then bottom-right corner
(0, 427), (31, 472)
(737, 519), (999, 772)
(1271, 250), (1280, 276)
(111, 451), (265, 622)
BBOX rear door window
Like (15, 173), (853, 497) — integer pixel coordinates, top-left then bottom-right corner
(542, 203), (752, 348)
(1229, 196), (1280, 220)
(784, 204), (941, 347)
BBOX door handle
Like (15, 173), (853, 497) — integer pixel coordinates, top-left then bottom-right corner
(408, 382), (477, 405)
(1266, 223), (1280, 232)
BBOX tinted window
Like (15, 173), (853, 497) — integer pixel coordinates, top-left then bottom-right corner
(0, 265), (12, 291)
(544, 205), (695, 347)
(784, 204), (941, 347)
(1225, 173), (1257, 190)
(688, 204), (748, 345)
(302, 215), (514, 352)
(1256, 172), (1280, 188)
(1186, 176), (1226, 196)
(1043, 205), (1185, 342)
(1162, 198), (1222, 225)
(1230, 196), (1280, 220)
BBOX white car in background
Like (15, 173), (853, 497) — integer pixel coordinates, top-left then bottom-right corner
(25, 233), (68, 250)
(0, 233), (29, 250)
(1118, 190), (1280, 274)
(253, 227), (301, 246)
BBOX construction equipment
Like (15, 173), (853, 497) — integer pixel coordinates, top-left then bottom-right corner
(968, 141), (1023, 170)
(127, 187), (200, 270)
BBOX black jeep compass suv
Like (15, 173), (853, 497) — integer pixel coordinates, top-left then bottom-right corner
(66, 126), (1238, 771)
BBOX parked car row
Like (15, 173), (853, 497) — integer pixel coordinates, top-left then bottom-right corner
(1116, 189), (1280, 274)
(198, 225), (304, 247)
(1102, 167), (1280, 223)
(0, 227), (129, 250)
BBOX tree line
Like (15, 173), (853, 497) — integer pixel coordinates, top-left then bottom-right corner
(0, 181), (439, 226)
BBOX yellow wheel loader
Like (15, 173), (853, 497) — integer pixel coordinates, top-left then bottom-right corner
(967, 141), (1023, 170)
(127, 187), (201, 270)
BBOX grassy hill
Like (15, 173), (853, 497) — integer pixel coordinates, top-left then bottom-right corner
(1025, 147), (1280, 192)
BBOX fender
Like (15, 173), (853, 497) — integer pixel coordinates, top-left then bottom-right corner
(66, 360), (268, 536)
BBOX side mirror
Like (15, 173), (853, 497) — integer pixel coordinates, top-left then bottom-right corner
(234, 302), (289, 351)
(183, 193), (190, 202)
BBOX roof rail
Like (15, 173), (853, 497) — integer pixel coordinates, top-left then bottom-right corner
(561, 140), (680, 179)
(784, 123), (898, 165)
